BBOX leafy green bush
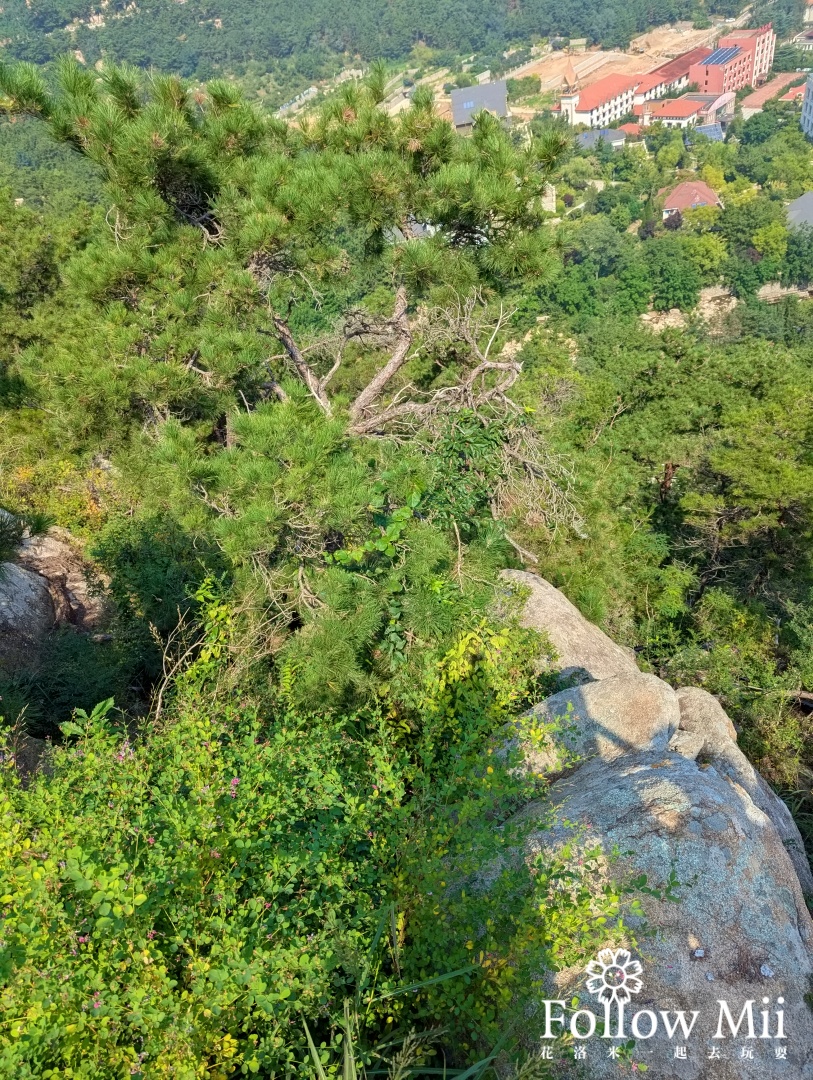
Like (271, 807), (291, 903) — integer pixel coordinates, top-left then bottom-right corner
(0, 593), (636, 1077)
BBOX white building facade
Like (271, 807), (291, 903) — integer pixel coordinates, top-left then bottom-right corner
(802, 75), (813, 140)
(560, 75), (639, 128)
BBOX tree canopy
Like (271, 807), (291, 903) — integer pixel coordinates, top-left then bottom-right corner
(0, 56), (811, 1077)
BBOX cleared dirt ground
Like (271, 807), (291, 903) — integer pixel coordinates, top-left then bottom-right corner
(394, 13), (753, 121)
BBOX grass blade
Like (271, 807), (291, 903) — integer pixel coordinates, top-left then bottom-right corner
(303, 1020), (329, 1080)
(451, 1028), (515, 1080)
(373, 965), (478, 1002)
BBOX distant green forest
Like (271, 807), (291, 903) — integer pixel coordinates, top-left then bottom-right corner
(0, 116), (104, 208)
(0, 0), (728, 83)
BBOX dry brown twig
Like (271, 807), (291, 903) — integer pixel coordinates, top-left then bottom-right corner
(492, 425), (586, 538)
(247, 268), (587, 539)
(248, 260), (530, 435)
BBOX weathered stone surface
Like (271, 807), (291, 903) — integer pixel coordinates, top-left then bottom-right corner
(500, 569), (639, 683)
(0, 528), (107, 679)
(675, 687), (813, 896)
(668, 727), (706, 760)
(486, 576), (813, 1077)
(16, 528), (106, 631)
(520, 672), (680, 779)
(522, 751), (813, 1078)
(677, 686), (739, 747)
(0, 562), (55, 671)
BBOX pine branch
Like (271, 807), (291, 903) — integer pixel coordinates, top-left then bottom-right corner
(348, 286), (412, 425)
(270, 310), (333, 416)
(349, 293), (523, 435)
(349, 360), (522, 436)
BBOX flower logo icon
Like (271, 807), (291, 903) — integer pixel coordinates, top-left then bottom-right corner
(585, 949), (644, 1004)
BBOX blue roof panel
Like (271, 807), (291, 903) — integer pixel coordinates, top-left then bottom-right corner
(704, 46), (741, 66)
(693, 123), (725, 142)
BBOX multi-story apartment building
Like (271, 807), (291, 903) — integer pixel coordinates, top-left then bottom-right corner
(560, 26), (775, 129)
(632, 47), (714, 105)
(634, 97), (704, 128)
(689, 24), (775, 95)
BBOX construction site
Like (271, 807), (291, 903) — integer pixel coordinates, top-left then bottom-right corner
(417, 15), (755, 124)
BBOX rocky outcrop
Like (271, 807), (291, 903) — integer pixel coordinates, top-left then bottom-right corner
(15, 528), (105, 631)
(495, 572), (813, 1078)
(0, 563), (56, 672)
(520, 672), (680, 778)
(523, 753), (813, 1078)
(501, 569), (638, 683)
(0, 523), (106, 676)
(673, 687), (813, 897)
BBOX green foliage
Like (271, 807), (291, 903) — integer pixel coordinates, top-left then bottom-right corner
(0, 603), (634, 1075)
(0, 116), (103, 209)
(0, 50), (811, 1079)
(645, 236), (700, 311)
(772, 46), (813, 72)
(507, 76), (541, 101)
(0, 0), (705, 84)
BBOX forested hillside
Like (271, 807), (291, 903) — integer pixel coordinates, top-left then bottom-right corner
(3, 0), (709, 79)
(0, 57), (811, 1075)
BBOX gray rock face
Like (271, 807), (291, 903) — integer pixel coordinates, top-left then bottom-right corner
(522, 751), (813, 1078)
(520, 672), (680, 779)
(672, 687), (813, 897)
(500, 569), (638, 683)
(0, 527), (107, 680)
(0, 563), (55, 671)
(677, 686), (739, 747)
(489, 573), (813, 1078)
(16, 529), (106, 630)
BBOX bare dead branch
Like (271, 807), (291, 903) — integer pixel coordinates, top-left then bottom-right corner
(260, 379), (289, 402)
(348, 286), (412, 425)
(271, 312), (333, 415)
(298, 564), (325, 610)
(504, 533), (539, 565)
(491, 426), (587, 539)
(318, 347), (344, 391)
(452, 520), (464, 589)
(195, 484), (237, 518)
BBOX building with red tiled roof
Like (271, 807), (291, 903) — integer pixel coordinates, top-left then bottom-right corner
(659, 180), (722, 219)
(617, 122), (643, 137)
(780, 84), (807, 102)
(631, 48), (715, 109)
(740, 72), (805, 117)
(647, 46), (714, 86)
(560, 74), (640, 128)
(634, 97), (703, 127)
